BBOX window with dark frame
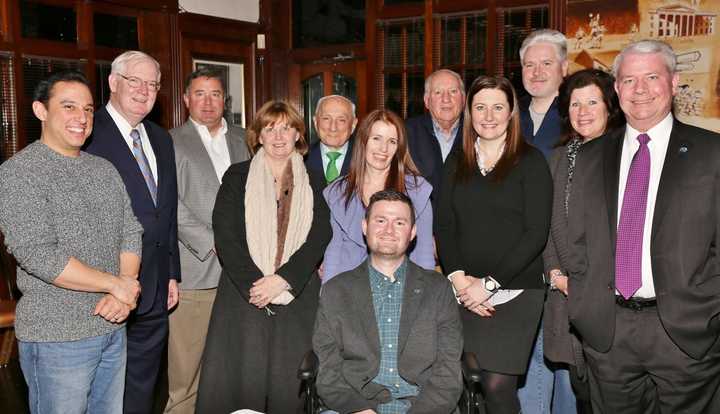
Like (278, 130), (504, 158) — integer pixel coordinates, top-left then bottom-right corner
(20, 1), (77, 43)
(435, 11), (488, 91)
(376, 17), (425, 119)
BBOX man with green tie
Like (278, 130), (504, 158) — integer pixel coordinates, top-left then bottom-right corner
(305, 95), (358, 184)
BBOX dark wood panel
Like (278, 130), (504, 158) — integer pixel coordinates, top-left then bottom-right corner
(178, 12), (259, 44)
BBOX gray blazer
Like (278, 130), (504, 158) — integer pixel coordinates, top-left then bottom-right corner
(171, 120), (250, 289)
(313, 259), (463, 414)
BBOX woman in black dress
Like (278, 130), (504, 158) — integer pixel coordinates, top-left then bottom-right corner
(436, 76), (552, 414)
(196, 101), (331, 413)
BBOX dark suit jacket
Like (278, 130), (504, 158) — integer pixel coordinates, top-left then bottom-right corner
(567, 120), (720, 359)
(305, 137), (354, 181)
(519, 95), (561, 159)
(405, 113), (464, 194)
(313, 260), (463, 414)
(85, 106), (180, 315)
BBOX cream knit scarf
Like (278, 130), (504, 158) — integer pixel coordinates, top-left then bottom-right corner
(245, 148), (314, 306)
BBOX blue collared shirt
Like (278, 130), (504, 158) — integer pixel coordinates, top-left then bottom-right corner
(368, 259), (418, 413)
(431, 119), (460, 162)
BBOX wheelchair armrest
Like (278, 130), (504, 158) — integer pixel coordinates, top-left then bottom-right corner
(297, 350), (319, 381)
(461, 351), (482, 384)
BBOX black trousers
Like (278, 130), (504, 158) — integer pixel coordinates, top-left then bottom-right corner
(123, 288), (169, 414)
(583, 304), (720, 414)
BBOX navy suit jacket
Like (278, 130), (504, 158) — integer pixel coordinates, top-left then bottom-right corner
(519, 94), (561, 160)
(305, 137), (354, 181)
(85, 107), (180, 315)
(405, 113), (463, 195)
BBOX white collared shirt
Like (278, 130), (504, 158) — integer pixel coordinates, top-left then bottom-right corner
(190, 117), (231, 182)
(616, 113), (674, 298)
(106, 102), (158, 184)
(320, 141), (349, 176)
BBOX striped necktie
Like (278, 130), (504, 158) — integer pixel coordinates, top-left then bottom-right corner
(325, 151), (342, 183)
(130, 129), (158, 206)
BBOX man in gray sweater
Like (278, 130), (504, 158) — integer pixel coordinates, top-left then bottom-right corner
(0, 70), (143, 414)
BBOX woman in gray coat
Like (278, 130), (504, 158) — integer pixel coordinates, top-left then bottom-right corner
(543, 69), (624, 413)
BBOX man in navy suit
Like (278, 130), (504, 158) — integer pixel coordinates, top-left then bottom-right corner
(305, 95), (357, 184)
(85, 50), (180, 414)
(405, 69), (465, 195)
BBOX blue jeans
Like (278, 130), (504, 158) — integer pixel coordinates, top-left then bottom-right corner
(19, 328), (127, 414)
(518, 324), (577, 414)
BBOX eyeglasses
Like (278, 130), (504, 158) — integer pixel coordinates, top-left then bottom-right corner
(262, 124), (296, 136)
(118, 74), (161, 92)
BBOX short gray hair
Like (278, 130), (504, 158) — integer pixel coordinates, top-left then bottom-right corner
(424, 69), (465, 97)
(519, 29), (568, 63)
(315, 95), (356, 117)
(111, 51), (161, 79)
(612, 39), (676, 77)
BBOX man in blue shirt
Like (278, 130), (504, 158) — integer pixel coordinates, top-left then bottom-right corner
(314, 190), (462, 413)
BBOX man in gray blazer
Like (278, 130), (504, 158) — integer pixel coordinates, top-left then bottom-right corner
(165, 68), (250, 414)
(313, 190), (462, 413)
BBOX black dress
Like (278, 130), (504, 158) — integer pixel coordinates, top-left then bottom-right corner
(195, 161), (331, 414)
(436, 146), (552, 375)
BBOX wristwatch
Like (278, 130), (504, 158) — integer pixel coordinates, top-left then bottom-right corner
(483, 276), (500, 294)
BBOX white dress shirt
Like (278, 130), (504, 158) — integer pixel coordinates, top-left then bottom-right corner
(616, 113), (674, 298)
(320, 141), (349, 175)
(106, 102), (158, 184)
(190, 117), (231, 182)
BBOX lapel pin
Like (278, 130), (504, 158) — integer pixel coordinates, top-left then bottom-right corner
(679, 145), (688, 154)
(414, 289), (421, 294)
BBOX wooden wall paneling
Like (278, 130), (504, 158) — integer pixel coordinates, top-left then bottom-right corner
(169, 12), (183, 128)
(138, 9), (175, 128)
(365, 0), (378, 112)
(423, 0), (433, 77)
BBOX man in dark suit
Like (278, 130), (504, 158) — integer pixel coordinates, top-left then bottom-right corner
(305, 94), (357, 184)
(85, 50), (180, 414)
(405, 69), (464, 194)
(165, 68), (250, 414)
(518, 29), (568, 159)
(567, 39), (720, 413)
(314, 189), (463, 413)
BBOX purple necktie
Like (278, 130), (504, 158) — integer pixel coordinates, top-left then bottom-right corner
(615, 133), (651, 299)
(130, 129), (158, 206)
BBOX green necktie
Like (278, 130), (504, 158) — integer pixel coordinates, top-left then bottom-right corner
(325, 151), (342, 183)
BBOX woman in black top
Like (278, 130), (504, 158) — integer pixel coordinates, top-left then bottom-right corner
(436, 76), (552, 414)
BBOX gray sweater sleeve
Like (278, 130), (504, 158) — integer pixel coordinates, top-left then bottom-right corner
(0, 171), (71, 284)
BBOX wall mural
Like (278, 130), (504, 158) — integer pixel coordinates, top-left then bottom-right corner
(566, 0), (720, 132)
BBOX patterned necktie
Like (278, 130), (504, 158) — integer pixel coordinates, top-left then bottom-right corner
(325, 151), (342, 183)
(130, 129), (158, 206)
(615, 133), (651, 299)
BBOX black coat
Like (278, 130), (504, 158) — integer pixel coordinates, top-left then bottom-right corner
(196, 160), (331, 413)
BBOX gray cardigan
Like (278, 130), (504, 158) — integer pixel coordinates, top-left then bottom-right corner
(0, 142), (142, 342)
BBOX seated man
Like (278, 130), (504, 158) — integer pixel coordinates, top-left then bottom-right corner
(313, 189), (463, 413)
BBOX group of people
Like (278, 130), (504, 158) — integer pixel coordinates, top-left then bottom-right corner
(0, 27), (718, 414)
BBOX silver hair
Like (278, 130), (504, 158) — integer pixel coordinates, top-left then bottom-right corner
(424, 69), (465, 97)
(315, 95), (356, 117)
(612, 39), (676, 77)
(111, 50), (161, 79)
(519, 29), (568, 63)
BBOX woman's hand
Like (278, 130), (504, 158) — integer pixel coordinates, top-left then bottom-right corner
(249, 274), (290, 308)
(457, 277), (494, 310)
(549, 269), (569, 296)
(469, 300), (495, 317)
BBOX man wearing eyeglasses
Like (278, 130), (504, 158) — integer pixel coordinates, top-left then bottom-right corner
(86, 50), (181, 414)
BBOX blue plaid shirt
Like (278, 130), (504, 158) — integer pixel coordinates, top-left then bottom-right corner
(368, 259), (419, 413)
